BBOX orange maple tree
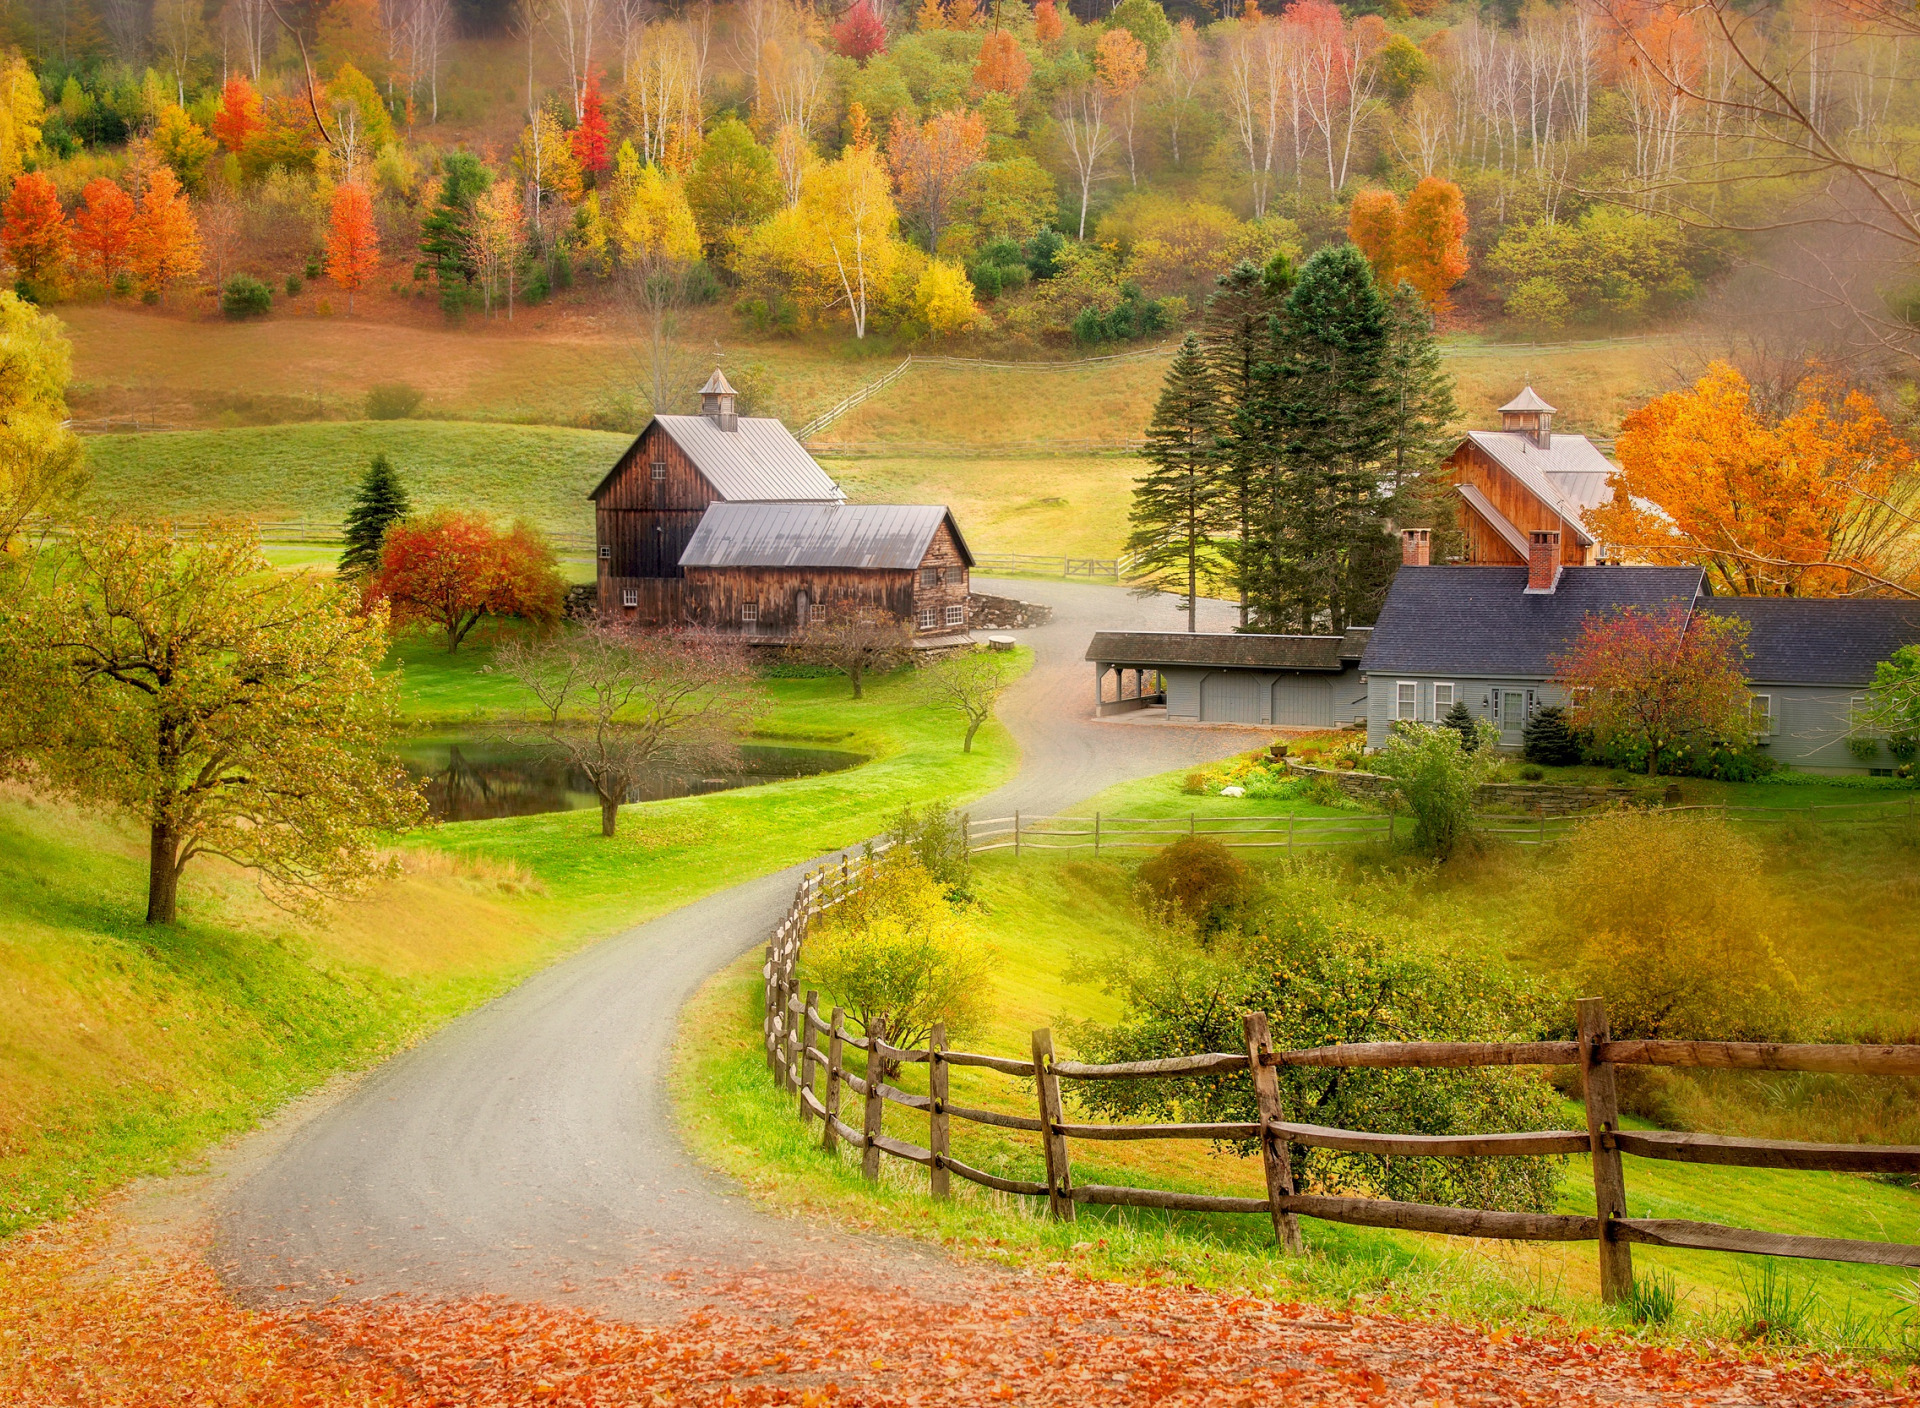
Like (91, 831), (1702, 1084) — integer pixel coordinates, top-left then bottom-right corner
(1344, 178), (1468, 310)
(973, 28), (1032, 97)
(1592, 361), (1919, 597)
(1347, 187), (1400, 287)
(370, 510), (566, 652)
(1034, 0), (1064, 44)
(210, 74), (264, 155)
(2, 172), (68, 285)
(70, 177), (134, 288)
(325, 180), (380, 313)
(886, 107), (987, 250)
(129, 166), (201, 303)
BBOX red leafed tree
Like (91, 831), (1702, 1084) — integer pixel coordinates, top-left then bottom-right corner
(211, 75), (264, 155)
(973, 28), (1031, 97)
(325, 180), (380, 313)
(130, 166), (201, 303)
(3, 173), (68, 285)
(1554, 604), (1753, 775)
(1346, 187), (1399, 287)
(1397, 176), (1469, 312)
(371, 511), (567, 652)
(571, 71), (611, 179)
(1034, 0), (1064, 43)
(833, 0), (888, 61)
(71, 177), (134, 288)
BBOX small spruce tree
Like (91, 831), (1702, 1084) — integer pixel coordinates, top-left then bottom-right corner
(1442, 698), (1478, 753)
(339, 453), (411, 577)
(1523, 703), (1582, 767)
(1125, 332), (1225, 632)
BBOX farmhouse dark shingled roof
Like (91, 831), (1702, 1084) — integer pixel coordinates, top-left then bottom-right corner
(1697, 597), (1920, 686)
(1360, 566), (1705, 678)
(678, 501), (973, 571)
(1085, 629), (1371, 672)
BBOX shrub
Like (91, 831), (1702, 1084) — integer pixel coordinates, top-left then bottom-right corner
(304, 253), (322, 280)
(1522, 704), (1581, 766)
(220, 273), (273, 318)
(1371, 720), (1500, 858)
(1135, 837), (1252, 934)
(1848, 735), (1882, 763)
(1025, 227), (1065, 281)
(365, 382), (424, 420)
(1550, 810), (1799, 1040)
(284, 273), (302, 296)
(806, 850), (991, 1074)
(1071, 862), (1562, 1211)
(1892, 734), (1919, 763)
(885, 801), (972, 901)
(1441, 698), (1479, 753)
(1519, 764), (1544, 781)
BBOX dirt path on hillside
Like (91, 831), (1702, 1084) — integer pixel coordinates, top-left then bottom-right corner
(209, 579), (1250, 1320)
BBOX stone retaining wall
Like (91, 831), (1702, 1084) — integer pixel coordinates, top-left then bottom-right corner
(1283, 760), (1645, 814)
(967, 592), (1054, 629)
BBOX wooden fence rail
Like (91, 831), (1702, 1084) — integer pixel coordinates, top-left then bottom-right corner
(761, 856), (1920, 1303)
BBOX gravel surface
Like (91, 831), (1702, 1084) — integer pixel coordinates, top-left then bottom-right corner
(214, 580), (1250, 1319)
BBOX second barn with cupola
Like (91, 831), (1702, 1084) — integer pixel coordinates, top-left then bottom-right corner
(589, 370), (975, 643)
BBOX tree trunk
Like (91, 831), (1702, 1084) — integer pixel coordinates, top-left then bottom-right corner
(147, 819), (180, 924)
(963, 718), (981, 752)
(849, 662), (864, 699)
(601, 792), (621, 836)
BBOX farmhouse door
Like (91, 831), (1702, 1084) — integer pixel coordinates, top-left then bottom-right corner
(1500, 690), (1526, 748)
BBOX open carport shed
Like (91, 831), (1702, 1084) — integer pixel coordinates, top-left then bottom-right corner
(1086, 629), (1371, 726)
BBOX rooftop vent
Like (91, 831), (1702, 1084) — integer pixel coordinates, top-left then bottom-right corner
(1500, 385), (1556, 449)
(699, 368), (739, 432)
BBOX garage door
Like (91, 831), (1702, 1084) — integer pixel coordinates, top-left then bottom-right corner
(1200, 671), (1264, 724)
(1272, 676), (1333, 727)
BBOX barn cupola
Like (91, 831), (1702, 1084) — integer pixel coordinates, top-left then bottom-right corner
(1499, 386), (1556, 448)
(699, 368), (739, 432)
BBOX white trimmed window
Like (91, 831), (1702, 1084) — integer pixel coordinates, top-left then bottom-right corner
(741, 603), (758, 625)
(650, 459), (667, 481)
(917, 608), (936, 630)
(1751, 694), (1774, 735)
(945, 604), (965, 627)
(1432, 682), (1455, 718)
(810, 603), (827, 623)
(621, 586), (638, 608)
(1395, 681), (1418, 722)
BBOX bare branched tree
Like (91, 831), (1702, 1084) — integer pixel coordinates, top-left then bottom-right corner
(791, 609), (911, 699)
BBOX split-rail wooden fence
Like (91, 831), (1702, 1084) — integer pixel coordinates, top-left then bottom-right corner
(764, 852), (1920, 1304)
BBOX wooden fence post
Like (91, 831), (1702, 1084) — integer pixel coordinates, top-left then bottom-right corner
(1094, 812), (1101, 856)
(1014, 810), (1021, 858)
(764, 944), (777, 1077)
(1578, 996), (1633, 1304)
(1287, 812), (1294, 855)
(1032, 1029), (1076, 1222)
(929, 1021), (950, 1200)
(799, 990), (819, 1120)
(784, 982), (802, 1092)
(862, 1014), (888, 1182)
(1242, 1012), (1302, 1252)
(822, 1007), (846, 1155)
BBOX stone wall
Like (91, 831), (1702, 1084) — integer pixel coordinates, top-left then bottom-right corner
(967, 592), (1053, 629)
(1283, 760), (1646, 814)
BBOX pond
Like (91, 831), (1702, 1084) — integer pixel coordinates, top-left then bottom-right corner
(394, 735), (865, 822)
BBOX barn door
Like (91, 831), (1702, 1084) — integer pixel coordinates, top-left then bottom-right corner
(1200, 671), (1264, 724)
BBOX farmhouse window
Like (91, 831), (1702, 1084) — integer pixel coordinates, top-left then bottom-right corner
(810, 603), (827, 623)
(945, 604), (964, 627)
(917, 608), (936, 630)
(1751, 694), (1774, 735)
(921, 566), (939, 587)
(599, 544), (611, 560)
(1395, 681), (1417, 722)
(741, 603), (758, 625)
(621, 587), (638, 608)
(651, 459), (667, 481)
(1432, 682), (1455, 718)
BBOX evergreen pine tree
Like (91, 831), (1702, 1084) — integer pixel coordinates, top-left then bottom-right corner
(1199, 254), (1292, 628)
(1256, 245), (1394, 634)
(1522, 704), (1582, 766)
(1381, 280), (1462, 560)
(1126, 333), (1224, 632)
(339, 453), (411, 577)
(1443, 698), (1478, 753)
(416, 152), (492, 311)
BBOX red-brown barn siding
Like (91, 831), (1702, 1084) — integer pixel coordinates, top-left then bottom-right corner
(1444, 441), (1595, 567)
(595, 424), (721, 620)
(684, 527), (972, 641)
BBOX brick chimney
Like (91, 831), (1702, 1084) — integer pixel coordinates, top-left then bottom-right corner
(699, 368), (739, 432)
(1526, 530), (1561, 593)
(1400, 528), (1430, 566)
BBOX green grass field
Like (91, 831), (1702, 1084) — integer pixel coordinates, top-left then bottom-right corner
(0, 637), (1029, 1236)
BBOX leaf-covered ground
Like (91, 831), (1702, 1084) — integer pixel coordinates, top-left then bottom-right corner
(5, 1205), (1909, 1407)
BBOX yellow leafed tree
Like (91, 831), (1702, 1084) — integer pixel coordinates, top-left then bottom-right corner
(0, 291), (84, 550)
(0, 53), (44, 186)
(739, 145), (904, 338)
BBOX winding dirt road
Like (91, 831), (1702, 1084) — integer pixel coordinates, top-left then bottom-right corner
(214, 579), (1245, 1318)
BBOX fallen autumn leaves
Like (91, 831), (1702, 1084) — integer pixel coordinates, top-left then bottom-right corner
(3, 1208), (1912, 1407)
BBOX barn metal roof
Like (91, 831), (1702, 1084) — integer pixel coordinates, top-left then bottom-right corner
(1086, 629), (1371, 672)
(587, 414), (843, 503)
(679, 502), (974, 570)
(1463, 429), (1616, 545)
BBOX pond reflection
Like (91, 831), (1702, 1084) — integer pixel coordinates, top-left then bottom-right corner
(395, 736), (863, 822)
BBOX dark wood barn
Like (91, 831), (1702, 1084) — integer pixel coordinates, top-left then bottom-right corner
(679, 502), (975, 642)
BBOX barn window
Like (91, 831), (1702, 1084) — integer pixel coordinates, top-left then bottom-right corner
(741, 603), (759, 626)
(622, 586), (639, 608)
(651, 459), (667, 481)
(1395, 681), (1417, 722)
(810, 603), (827, 623)
(921, 566), (938, 588)
(945, 604), (964, 627)
(599, 544), (611, 560)
(1432, 682), (1455, 719)
(917, 608), (936, 630)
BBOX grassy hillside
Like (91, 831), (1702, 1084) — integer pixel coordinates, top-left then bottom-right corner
(0, 642), (1027, 1236)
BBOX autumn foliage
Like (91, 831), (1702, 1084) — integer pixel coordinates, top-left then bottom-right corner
(370, 510), (566, 651)
(1345, 178), (1469, 311)
(973, 28), (1032, 96)
(887, 108), (987, 249)
(211, 74), (264, 155)
(3, 172), (66, 284)
(1034, 0), (1064, 43)
(833, 0), (888, 62)
(1593, 361), (1919, 597)
(129, 166), (201, 301)
(69, 177), (134, 287)
(325, 180), (380, 312)
(572, 71), (611, 179)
